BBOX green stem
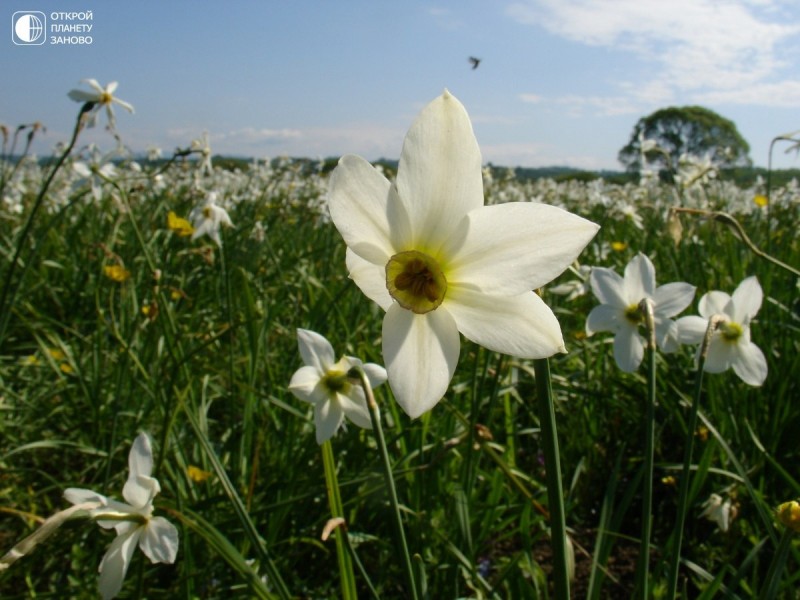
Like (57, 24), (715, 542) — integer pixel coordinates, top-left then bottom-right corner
(321, 440), (358, 599)
(759, 528), (794, 600)
(670, 207), (800, 278)
(0, 104), (91, 345)
(348, 365), (419, 600)
(636, 298), (657, 598)
(182, 402), (291, 599)
(533, 357), (570, 600)
(341, 526), (381, 600)
(665, 316), (718, 598)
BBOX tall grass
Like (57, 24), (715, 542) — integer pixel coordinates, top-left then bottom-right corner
(1, 127), (799, 598)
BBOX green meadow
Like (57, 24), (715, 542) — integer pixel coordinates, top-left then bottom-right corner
(1, 103), (799, 599)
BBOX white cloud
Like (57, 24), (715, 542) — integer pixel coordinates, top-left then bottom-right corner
(519, 93), (543, 103)
(506, 0), (800, 107)
(222, 127), (302, 144)
(163, 123), (402, 159)
(426, 6), (464, 29)
(470, 113), (522, 125)
(694, 80), (800, 106)
(481, 141), (609, 169)
(553, 94), (639, 116)
(519, 92), (640, 117)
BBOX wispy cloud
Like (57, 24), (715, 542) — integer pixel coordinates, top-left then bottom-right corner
(507, 0), (800, 108)
(519, 93), (543, 104)
(426, 6), (465, 30)
(694, 80), (800, 107)
(221, 128), (303, 145)
(481, 141), (606, 169)
(557, 95), (639, 116)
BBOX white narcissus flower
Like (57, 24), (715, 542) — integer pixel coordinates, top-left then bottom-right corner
(190, 192), (233, 246)
(64, 433), (179, 600)
(191, 132), (213, 176)
(67, 79), (134, 129)
(586, 253), (696, 372)
(72, 145), (118, 202)
(289, 329), (387, 444)
(549, 264), (592, 302)
(700, 493), (734, 532)
(328, 90), (599, 418)
(676, 276), (767, 386)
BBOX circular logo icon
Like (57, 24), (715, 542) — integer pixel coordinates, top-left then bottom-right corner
(15, 14), (44, 43)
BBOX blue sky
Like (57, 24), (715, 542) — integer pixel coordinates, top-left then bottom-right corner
(4, 0), (800, 170)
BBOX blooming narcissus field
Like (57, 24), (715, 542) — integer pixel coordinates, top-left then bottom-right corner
(1, 83), (799, 599)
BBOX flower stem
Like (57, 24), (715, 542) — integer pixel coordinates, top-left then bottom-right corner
(665, 316), (718, 599)
(348, 365), (419, 600)
(635, 299), (657, 598)
(0, 104), (90, 345)
(669, 207), (800, 278)
(532, 357), (570, 600)
(341, 527), (381, 600)
(321, 440), (359, 599)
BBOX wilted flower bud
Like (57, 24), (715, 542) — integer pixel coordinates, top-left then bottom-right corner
(776, 501), (800, 533)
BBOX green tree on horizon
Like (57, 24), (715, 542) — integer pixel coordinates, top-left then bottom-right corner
(619, 105), (752, 173)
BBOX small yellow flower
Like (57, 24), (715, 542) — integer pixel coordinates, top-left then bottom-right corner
(103, 264), (131, 283)
(753, 194), (769, 208)
(48, 348), (66, 361)
(141, 302), (159, 321)
(21, 354), (41, 366)
(662, 475), (677, 487)
(60, 363), (74, 374)
(695, 425), (709, 442)
(611, 241), (627, 252)
(776, 500), (800, 532)
(167, 211), (195, 237)
(186, 465), (213, 483)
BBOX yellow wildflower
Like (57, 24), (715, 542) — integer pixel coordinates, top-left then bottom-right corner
(48, 348), (65, 361)
(141, 302), (159, 321)
(776, 500), (800, 533)
(103, 265), (131, 283)
(21, 355), (41, 366)
(168, 211), (195, 237)
(611, 241), (627, 252)
(186, 465), (213, 483)
(753, 194), (769, 208)
(60, 363), (74, 374)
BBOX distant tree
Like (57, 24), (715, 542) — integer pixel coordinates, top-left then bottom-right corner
(618, 106), (752, 173)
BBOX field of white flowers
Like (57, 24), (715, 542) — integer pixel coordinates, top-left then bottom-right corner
(1, 84), (799, 599)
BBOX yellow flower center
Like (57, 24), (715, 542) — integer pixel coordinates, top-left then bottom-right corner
(322, 370), (350, 394)
(386, 251), (447, 314)
(99, 91), (113, 105)
(720, 321), (743, 342)
(624, 303), (643, 325)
